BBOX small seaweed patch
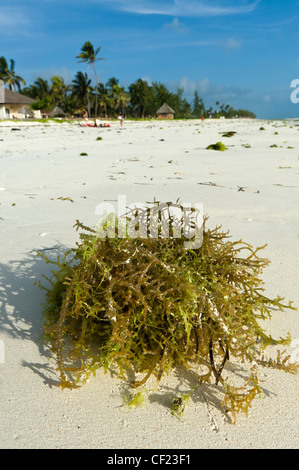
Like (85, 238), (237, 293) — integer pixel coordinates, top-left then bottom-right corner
(80, 152), (88, 156)
(206, 142), (227, 151)
(171, 395), (190, 419)
(50, 196), (74, 203)
(123, 390), (146, 409)
(37, 202), (297, 423)
(221, 131), (236, 138)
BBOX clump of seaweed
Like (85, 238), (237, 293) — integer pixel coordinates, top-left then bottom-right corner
(221, 131), (236, 138)
(206, 142), (227, 151)
(37, 201), (297, 423)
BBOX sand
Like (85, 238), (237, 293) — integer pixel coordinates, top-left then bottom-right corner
(0, 117), (298, 449)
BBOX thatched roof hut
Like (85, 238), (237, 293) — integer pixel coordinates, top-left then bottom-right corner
(49, 106), (66, 117)
(18, 106), (35, 118)
(156, 103), (175, 119)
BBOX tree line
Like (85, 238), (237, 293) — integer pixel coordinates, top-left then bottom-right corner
(0, 42), (255, 119)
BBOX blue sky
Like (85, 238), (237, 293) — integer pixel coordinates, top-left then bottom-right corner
(1, 0), (298, 118)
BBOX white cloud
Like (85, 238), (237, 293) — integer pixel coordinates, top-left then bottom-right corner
(0, 8), (30, 29)
(93, 0), (260, 17)
(222, 38), (242, 50)
(132, 34), (242, 52)
(163, 17), (188, 33)
(168, 76), (252, 102)
(30, 66), (73, 84)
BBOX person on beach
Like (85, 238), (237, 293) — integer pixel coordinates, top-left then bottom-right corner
(83, 110), (88, 124)
(118, 115), (124, 127)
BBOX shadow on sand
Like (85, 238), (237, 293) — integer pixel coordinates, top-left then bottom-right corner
(0, 245), (69, 387)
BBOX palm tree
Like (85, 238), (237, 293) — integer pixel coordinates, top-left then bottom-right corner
(115, 86), (130, 117)
(97, 83), (111, 118)
(0, 57), (26, 91)
(50, 75), (71, 106)
(106, 77), (119, 92)
(76, 42), (105, 118)
(72, 71), (92, 116)
(21, 77), (53, 115)
(129, 79), (154, 118)
(32, 77), (50, 99)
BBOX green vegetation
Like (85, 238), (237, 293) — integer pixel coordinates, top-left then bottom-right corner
(206, 142), (227, 151)
(171, 395), (190, 419)
(221, 131), (236, 138)
(37, 204), (297, 423)
(123, 390), (146, 409)
(76, 41), (105, 121)
(0, 57), (26, 91)
(0, 48), (256, 120)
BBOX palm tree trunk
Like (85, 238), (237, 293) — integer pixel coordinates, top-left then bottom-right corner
(93, 63), (98, 118)
(87, 96), (91, 117)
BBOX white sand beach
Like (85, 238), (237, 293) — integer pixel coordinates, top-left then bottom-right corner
(0, 118), (298, 449)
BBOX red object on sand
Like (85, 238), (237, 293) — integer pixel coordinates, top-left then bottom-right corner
(80, 123), (110, 128)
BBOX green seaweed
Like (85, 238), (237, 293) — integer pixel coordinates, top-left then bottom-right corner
(123, 390), (146, 409)
(37, 202), (297, 423)
(221, 131), (236, 138)
(171, 394), (190, 419)
(206, 142), (227, 151)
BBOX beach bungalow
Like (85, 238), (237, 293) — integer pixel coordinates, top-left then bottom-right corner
(156, 103), (175, 120)
(0, 80), (41, 119)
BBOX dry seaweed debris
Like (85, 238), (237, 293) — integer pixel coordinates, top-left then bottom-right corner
(37, 202), (297, 423)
